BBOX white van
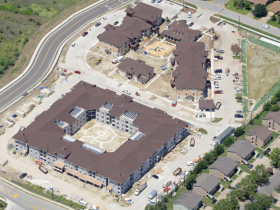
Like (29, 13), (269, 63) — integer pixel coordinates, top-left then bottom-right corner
(187, 161), (195, 166)
(262, 24), (269, 29)
(188, 12), (191, 18)
(71, 42), (76, 47)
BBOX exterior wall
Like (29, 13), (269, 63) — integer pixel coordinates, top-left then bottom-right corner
(117, 68), (154, 84)
(14, 140), (28, 154)
(200, 108), (214, 112)
(228, 167), (237, 177)
(98, 40), (130, 57)
(245, 134), (271, 147)
(274, 122), (280, 131)
(262, 119), (273, 128)
(177, 88), (205, 100)
(209, 169), (225, 180)
(193, 186), (207, 197)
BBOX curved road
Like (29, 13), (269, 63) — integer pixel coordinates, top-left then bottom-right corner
(0, 0), (130, 111)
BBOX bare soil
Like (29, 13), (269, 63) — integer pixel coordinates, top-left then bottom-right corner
(247, 42), (280, 101)
(198, 35), (212, 50)
(146, 70), (176, 100)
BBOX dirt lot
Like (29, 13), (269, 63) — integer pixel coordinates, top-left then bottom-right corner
(146, 70), (176, 100)
(143, 40), (174, 57)
(198, 35), (212, 50)
(73, 120), (130, 152)
(247, 42), (280, 101)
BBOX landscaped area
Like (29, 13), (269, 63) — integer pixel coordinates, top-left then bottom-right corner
(225, 0), (252, 15)
(267, 16), (280, 28)
(238, 163), (252, 174)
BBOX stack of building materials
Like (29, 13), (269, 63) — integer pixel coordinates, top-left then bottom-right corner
(16, 110), (25, 118)
(3, 119), (15, 128)
(0, 126), (5, 135)
(0, 158), (8, 167)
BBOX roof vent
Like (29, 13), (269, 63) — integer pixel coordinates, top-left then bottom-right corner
(92, 85), (96, 88)
(206, 101), (208, 103)
(177, 121), (180, 123)
(63, 148), (66, 150)
(203, 51), (205, 53)
(176, 72), (179, 74)
(124, 96), (126, 98)
(118, 174), (121, 176)
(82, 83), (85, 85)
(21, 133), (24, 136)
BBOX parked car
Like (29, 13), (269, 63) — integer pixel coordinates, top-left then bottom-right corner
(95, 22), (101, 27)
(247, 164), (253, 170)
(236, 110), (243, 113)
(20, 173), (27, 179)
(212, 199), (217, 204)
(234, 86), (242, 91)
(258, 155), (263, 159)
(214, 76), (221, 80)
(214, 55), (223, 60)
(71, 42), (76, 47)
(262, 24), (269, 29)
(187, 161), (195, 166)
(102, 17), (107, 21)
(214, 73), (221, 76)
(264, 148), (271, 154)
(210, 142), (217, 146)
(122, 89), (131, 95)
(216, 49), (225, 53)
(74, 71), (81, 74)
(214, 69), (222, 73)
(189, 22), (194, 27)
(82, 32), (88, 37)
(272, 199), (278, 205)
(214, 90), (223, 94)
(158, 0), (162, 2)
(235, 114), (243, 118)
(152, 174), (159, 179)
(215, 83), (219, 88)
(114, 21), (119, 25)
(151, 0), (156, 2)
(125, 198), (134, 204)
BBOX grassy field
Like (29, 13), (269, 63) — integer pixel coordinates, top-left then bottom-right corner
(246, 37), (280, 109)
(0, 0), (98, 88)
(238, 163), (252, 174)
(225, 0), (252, 15)
(166, 188), (188, 210)
(255, 147), (264, 156)
(267, 16), (280, 28)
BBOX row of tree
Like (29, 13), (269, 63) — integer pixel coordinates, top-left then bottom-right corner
(213, 164), (272, 210)
(263, 89), (280, 112)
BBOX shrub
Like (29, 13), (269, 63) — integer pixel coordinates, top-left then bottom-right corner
(36, 21), (41, 25)
(271, 104), (280, 112)
(28, 18), (33, 21)
(272, 14), (276, 21)
(199, 128), (208, 134)
(263, 101), (271, 111)
(244, 1), (251, 10)
(234, 126), (245, 137)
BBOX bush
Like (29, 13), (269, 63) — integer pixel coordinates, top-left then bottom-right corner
(199, 128), (208, 134)
(263, 101), (271, 111)
(234, 126), (245, 137)
(244, 1), (251, 10)
(270, 96), (278, 104)
(28, 18), (33, 21)
(271, 104), (280, 112)
(272, 14), (276, 21)
(36, 21), (41, 25)
(223, 137), (234, 147)
(254, 3), (267, 17)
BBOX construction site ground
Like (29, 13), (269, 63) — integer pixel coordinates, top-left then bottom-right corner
(247, 41), (280, 102)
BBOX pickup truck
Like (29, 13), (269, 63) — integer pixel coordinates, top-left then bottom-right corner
(190, 138), (195, 147)
(215, 102), (221, 110)
(135, 182), (147, 196)
(173, 167), (182, 176)
(235, 73), (239, 79)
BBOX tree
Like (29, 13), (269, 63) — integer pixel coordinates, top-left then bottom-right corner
(244, 1), (251, 10)
(263, 101), (271, 111)
(272, 14), (277, 21)
(271, 104), (280, 112)
(215, 144), (224, 156)
(203, 151), (217, 164)
(270, 96), (278, 104)
(234, 0), (245, 8)
(185, 174), (196, 190)
(234, 126), (245, 137)
(36, 21), (41, 25)
(278, 16), (280, 24)
(254, 3), (268, 17)
(275, 90), (280, 99)
(266, 167), (273, 175)
(269, 147), (280, 168)
(251, 164), (269, 185)
(213, 193), (239, 210)
(244, 193), (274, 210)
(194, 160), (208, 174)
(223, 137), (234, 147)
(234, 175), (257, 201)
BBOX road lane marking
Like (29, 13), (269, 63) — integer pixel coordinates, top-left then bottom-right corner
(0, 0), (117, 104)
(0, 185), (19, 198)
(28, 205), (45, 210)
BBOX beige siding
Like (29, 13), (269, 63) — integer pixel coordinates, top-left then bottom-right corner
(227, 152), (242, 163)
(177, 89), (205, 100)
(209, 169), (224, 179)
(193, 186), (207, 197)
(245, 134), (271, 147)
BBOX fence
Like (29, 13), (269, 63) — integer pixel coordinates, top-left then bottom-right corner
(242, 65), (247, 97)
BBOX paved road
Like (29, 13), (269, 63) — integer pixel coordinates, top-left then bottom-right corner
(185, 0), (280, 36)
(0, 179), (64, 210)
(258, 169), (280, 196)
(0, 0), (130, 111)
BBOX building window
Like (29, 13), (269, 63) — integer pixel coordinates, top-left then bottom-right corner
(192, 89), (196, 92)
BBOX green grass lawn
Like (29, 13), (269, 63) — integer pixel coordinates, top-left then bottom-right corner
(267, 16), (280, 28)
(166, 188), (188, 210)
(220, 180), (231, 189)
(271, 205), (280, 210)
(214, 191), (221, 197)
(202, 168), (209, 174)
(253, 16), (262, 20)
(0, 200), (7, 209)
(238, 163), (252, 174)
(225, 0), (252, 15)
(252, 111), (269, 126)
(238, 126), (252, 140)
(255, 147), (264, 156)
(232, 174), (238, 180)
(202, 197), (214, 207)
(249, 158), (256, 163)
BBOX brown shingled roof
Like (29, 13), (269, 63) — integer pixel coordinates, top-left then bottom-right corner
(247, 0), (269, 4)
(117, 58), (154, 78)
(13, 81), (187, 184)
(125, 2), (162, 23)
(246, 126), (272, 141)
(162, 20), (201, 42)
(269, 1), (280, 13)
(199, 99), (215, 109)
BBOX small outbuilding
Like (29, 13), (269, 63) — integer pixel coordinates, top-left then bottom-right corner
(0, 158), (8, 167)
(40, 89), (53, 97)
(215, 126), (235, 144)
(16, 110), (25, 118)
(32, 97), (42, 105)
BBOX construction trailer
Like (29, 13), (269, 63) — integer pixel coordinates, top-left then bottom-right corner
(40, 89), (53, 97)
(32, 97), (42, 105)
(16, 110), (25, 118)
(215, 126), (235, 144)
(0, 158), (8, 167)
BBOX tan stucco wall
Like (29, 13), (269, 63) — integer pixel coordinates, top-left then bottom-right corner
(209, 169), (224, 179)
(177, 89), (205, 100)
(227, 152), (242, 163)
(193, 186), (207, 197)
